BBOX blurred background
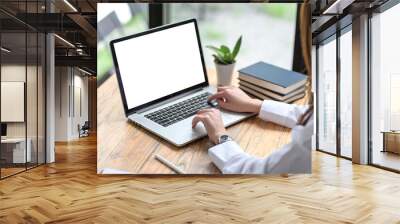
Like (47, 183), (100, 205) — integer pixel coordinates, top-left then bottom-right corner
(97, 3), (298, 84)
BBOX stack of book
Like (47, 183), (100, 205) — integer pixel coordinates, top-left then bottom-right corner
(238, 61), (307, 103)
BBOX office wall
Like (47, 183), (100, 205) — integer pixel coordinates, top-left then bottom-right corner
(72, 72), (89, 138)
(1, 62), (45, 168)
(55, 66), (70, 141)
(0, 65), (38, 138)
(55, 67), (89, 141)
(1, 82), (24, 122)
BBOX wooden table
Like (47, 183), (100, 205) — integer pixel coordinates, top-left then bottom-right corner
(97, 70), (306, 174)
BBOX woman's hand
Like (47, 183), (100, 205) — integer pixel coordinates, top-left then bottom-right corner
(192, 108), (227, 144)
(208, 86), (262, 113)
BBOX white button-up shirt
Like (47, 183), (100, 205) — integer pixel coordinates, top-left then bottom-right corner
(208, 100), (313, 174)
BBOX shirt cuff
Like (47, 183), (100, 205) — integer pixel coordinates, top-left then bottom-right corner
(258, 100), (279, 122)
(208, 141), (244, 171)
(258, 100), (306, 128)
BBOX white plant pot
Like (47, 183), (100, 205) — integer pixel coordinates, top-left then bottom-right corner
(215, 62), (235, 86)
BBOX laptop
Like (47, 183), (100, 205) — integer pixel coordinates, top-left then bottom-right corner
(110, 19), (253, 147)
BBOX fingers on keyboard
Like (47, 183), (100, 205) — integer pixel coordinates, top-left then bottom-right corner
(144, 92), (211, 127)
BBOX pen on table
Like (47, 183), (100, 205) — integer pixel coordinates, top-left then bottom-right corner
(154, 154), (186, 174)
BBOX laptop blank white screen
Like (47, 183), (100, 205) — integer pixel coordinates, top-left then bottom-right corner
(113, 22), (206, 111)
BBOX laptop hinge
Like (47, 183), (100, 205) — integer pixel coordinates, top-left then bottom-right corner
(135, 87), (206, 114)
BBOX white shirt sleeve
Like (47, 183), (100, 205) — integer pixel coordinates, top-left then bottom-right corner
(258, 100), (308, 128)
(208, 100), (312, 174)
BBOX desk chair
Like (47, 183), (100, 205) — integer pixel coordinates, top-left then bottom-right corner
(78, 121), (90, 138)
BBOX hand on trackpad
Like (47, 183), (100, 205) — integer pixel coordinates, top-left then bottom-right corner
(192, 122), (206, 133)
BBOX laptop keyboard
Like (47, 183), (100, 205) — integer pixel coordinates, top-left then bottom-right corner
(144, 92), (212, 127)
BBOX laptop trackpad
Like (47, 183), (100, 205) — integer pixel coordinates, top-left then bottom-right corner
(167, 110), (249, 146)
(173, 117), (206, 135)
(166, 118), (207, 145)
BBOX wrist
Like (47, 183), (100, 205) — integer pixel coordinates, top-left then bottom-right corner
(213, 130), (227, 144)
(217, 134), (233, 145)
(249, 99), (262, 113)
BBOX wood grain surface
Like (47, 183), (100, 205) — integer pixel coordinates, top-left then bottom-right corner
(97, 71), (306, 174)
(1, 135), (400, 223)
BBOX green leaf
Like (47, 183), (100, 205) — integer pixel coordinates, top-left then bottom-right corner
(221, 45), (235, 63)
(223, 54), (232, 63)
(220, 45), (231, 55)
(206, 46), (221, 54)
(206, 45), (221, 54)
(232, 36), (242, 60)
(212, 54), (228, 64)
(207, 37), (242, 64)
(208, 45), (230, 64)
(216, 51), (226, 61)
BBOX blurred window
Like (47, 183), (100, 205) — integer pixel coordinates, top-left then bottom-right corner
(370, 3), (400, 171)
(317, 36), (337, 155)
(97, 3), (148, 82)
(166, 3), (297, 71)
(339, 28), (352, 158)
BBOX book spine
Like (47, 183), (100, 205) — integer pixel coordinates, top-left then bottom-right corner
(239, 80), (305, 100)
(238, 73), (286, 94)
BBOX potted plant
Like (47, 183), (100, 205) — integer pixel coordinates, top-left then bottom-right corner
(206, 36), (242, 86)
